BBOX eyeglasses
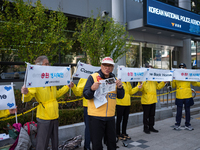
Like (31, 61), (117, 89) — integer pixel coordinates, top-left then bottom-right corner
(102, 64), (114, 67)
(179, 66), (184, 68)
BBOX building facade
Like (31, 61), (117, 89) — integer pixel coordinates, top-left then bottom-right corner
(1, 0), (200, 84)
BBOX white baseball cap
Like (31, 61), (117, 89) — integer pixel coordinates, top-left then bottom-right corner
(101, 57), (115, 65)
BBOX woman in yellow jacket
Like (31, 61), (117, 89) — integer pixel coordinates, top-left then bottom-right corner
(138, 80), (165, 134)
(0, 108), (17, 118)
(172, 63), (200, 131)
(116, 82), (142, 140)
(21, 56), (73, 150)
(71, 78), (91, 150)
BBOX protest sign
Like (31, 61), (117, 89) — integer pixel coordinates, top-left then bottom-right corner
(117, 66), (148, 82)
(147, 68), (173, 81)
(173, 68), (200, 81)
(73, 61), (100, 79)
(25, 64), (71, 87)
(0, 84), (16, 110)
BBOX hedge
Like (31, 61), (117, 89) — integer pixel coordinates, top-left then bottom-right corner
(0, 89), (143, 133)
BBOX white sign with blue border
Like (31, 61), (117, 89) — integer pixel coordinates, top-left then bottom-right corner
(0, 84), (16, 110)
(25, 64), (71, 87)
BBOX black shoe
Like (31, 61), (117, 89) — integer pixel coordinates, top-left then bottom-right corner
(84, 147), (91, 150)
(149, 128), (159, 133)
(143, 129), (150, 134)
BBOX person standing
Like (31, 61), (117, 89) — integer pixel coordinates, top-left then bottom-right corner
(172, 63), (200, 131)
(138, 65), (166, 134)
(138, 80), (165, 134)
(21, 55), (73, 150)
(116, 81), (142, 140)
(71, 78), (91, 150)
(83, 57), (124, 150)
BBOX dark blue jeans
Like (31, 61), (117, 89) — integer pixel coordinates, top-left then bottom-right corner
(175, 98), (193, 127)
(84, 107), (91, 149)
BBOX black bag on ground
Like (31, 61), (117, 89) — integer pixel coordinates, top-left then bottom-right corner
(58, 135), (82, 150)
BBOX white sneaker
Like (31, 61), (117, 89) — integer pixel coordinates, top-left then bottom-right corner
(185, 126), (194, 131)
(174, 125), (181, 130)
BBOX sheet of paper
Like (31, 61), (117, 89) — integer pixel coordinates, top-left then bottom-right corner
(93, 87), (107, 108)
(99, 77), (116, 95)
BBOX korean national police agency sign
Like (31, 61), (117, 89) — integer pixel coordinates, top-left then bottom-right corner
(26, 64), (71, 87)
(144, 0), (200, 36)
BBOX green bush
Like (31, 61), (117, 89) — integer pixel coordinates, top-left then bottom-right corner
(130, 99), (143, 113)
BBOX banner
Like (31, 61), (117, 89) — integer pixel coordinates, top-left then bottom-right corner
(25, 64), (71, 87)
(117, 66), (148, 82)
(0, 84), (16, 110)
(147, 68), (173, 81)
(173, 68), (200, 81)
(73, 61), (100, 79)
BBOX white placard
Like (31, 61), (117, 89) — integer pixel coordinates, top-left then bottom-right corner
(147, 68), (173, 81)
(25, 64), (71, 87)
(117, 66), (148, 82)
(0, 133), (9, 141)
(173, 68), (200, 81)
(0, 84), (16, 110)
(73, 61), (100, 79)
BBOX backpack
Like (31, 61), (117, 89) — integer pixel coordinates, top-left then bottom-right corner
(23, 121), (37, 150)
(14, 127), (32, 150)
(58, 135), (82, 150)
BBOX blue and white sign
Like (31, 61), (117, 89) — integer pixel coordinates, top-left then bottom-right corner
(144, 0), (200, 36)
(173, 68), (200, 81)
(0, 84), (16, 110)
(25, 64), (71, 87)
(73, 61), (100, 79)
(147, 68), (173, 81)
(117, 66), (148, 82)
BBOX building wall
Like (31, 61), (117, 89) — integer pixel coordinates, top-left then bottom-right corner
(126, 0), (143, 22)
(29, 0), (112, 18)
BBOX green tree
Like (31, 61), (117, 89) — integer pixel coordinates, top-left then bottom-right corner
(73, 13), (133, 66)
(0, 0), (73, 64)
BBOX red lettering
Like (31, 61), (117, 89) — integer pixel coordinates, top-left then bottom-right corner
(41, 73), (45, 79)
(45, 73), (49, 78)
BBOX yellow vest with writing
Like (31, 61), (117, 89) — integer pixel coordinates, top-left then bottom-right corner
(88, 73), (117, 117)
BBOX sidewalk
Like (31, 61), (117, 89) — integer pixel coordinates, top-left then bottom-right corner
(77, 113), (200, 150)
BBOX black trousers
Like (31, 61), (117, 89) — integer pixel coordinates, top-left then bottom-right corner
(142, 103), (156, 130)
(116, 105), (130, 135)
(89, 116), (116, 150)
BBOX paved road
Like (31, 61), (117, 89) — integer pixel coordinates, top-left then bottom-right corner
(76, 113), (200, 150)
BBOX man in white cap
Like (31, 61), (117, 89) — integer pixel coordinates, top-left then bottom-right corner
(83, 57), (124, 150)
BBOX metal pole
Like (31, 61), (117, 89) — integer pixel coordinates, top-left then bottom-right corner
(32, 102), (38, 121)
(139, 42), (142, 67)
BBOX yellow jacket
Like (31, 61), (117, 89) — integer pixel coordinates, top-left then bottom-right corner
(116, 82), (139, 106)
(22, 86), (69, 120)
(72, 78), (88, 107)
(172, 80), (200, 99)
(0, 109), (10, 118)
(138, 81), (165, 104)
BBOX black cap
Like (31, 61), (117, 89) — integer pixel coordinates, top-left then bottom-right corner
(179, 63), (186, 68)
